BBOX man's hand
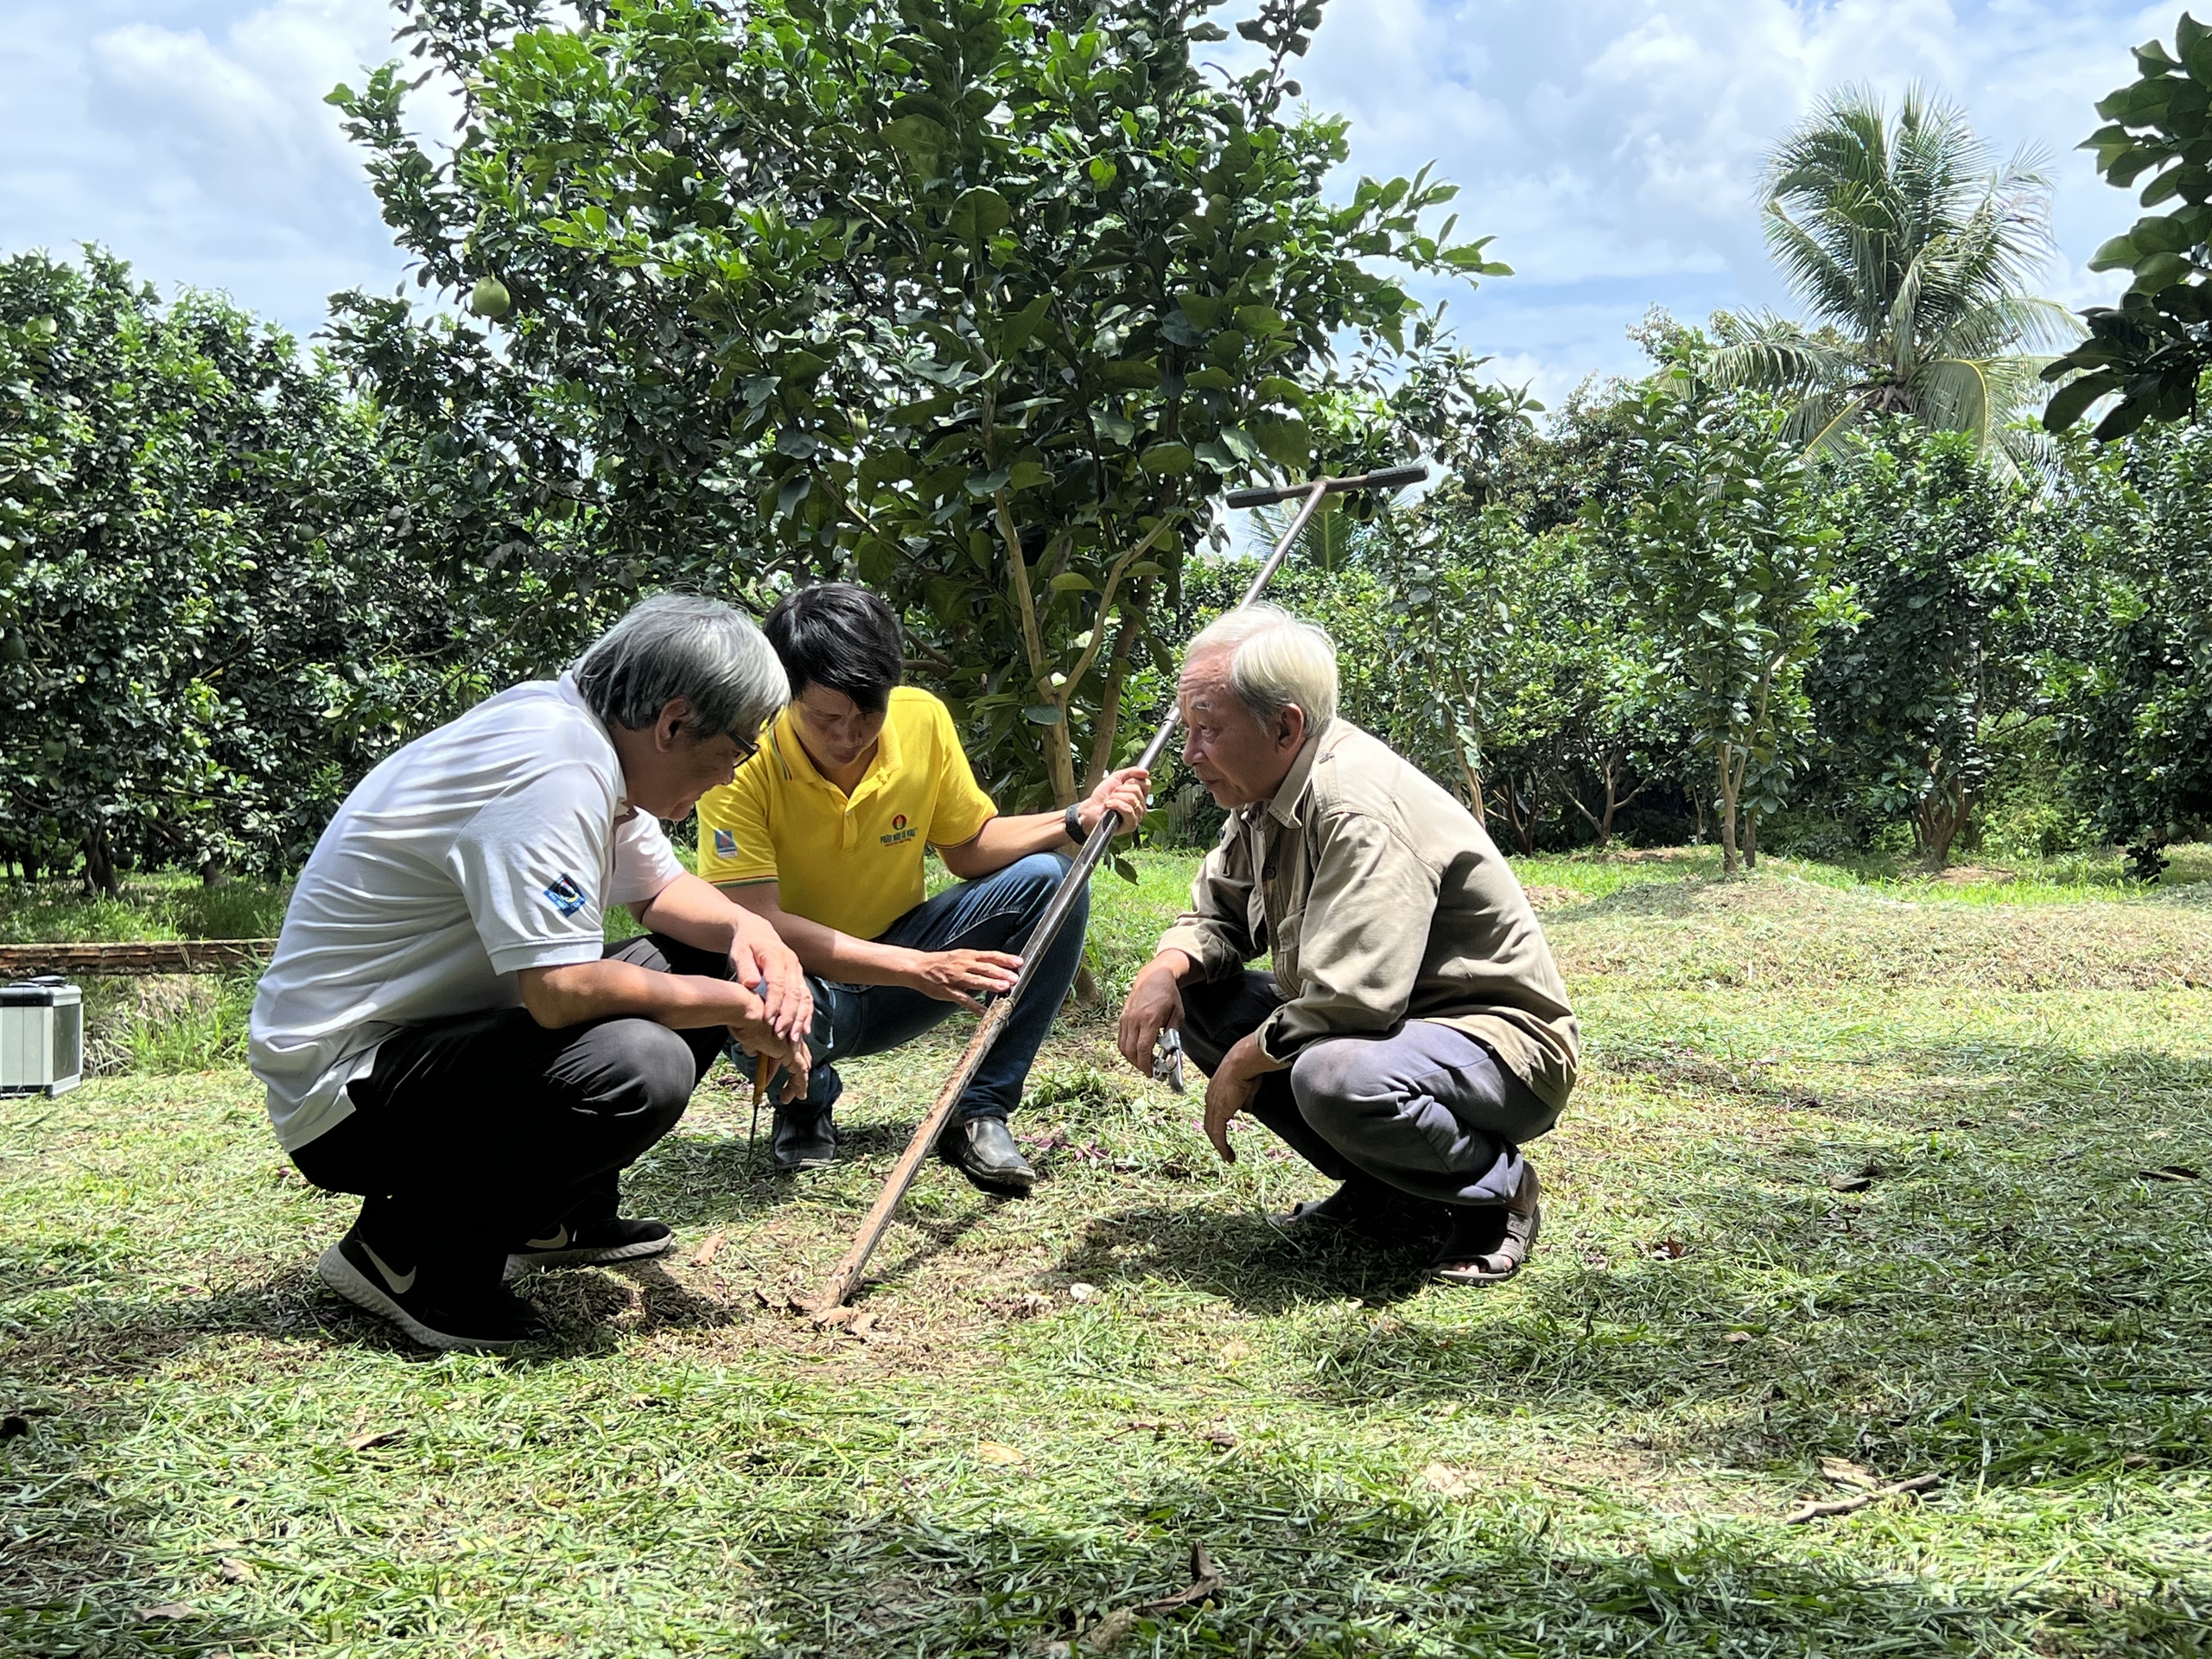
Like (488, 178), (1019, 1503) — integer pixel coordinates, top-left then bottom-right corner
(906, 947), (1023, 1014)
(727, 984), (814, 1104)
(1117, 952), (1189, 1074)
(728, 906), (811, 1043)
(1200, 1031), (1284, 1163)
(1077, 766), (1152, 841)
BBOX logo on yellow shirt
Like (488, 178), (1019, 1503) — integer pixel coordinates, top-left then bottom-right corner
(880, 811), (918, 847)
(712, 829), (738, 859)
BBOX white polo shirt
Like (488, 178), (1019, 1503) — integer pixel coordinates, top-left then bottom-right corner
(250, 673), (684, 1151)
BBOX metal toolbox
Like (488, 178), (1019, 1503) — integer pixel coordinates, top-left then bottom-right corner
(2, 977), (83, 1097)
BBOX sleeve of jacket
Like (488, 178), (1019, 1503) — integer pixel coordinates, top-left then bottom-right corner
(1256, 810), (1438, 1063)
(1154, 819), (1258, 981)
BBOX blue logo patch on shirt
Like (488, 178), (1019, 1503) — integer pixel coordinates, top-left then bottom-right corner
(713, 829), (738, 859)
(543, 875), (588, 918)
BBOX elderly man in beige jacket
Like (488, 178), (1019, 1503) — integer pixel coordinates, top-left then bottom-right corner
(1116, 605), (1579, 1284)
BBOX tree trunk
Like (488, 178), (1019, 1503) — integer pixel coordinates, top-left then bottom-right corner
(1743, 804), (1758, 869)
(1567, 753), (1643, 850)
(83, 823), (120, 899)
(200, 856), (231, 889)
(1912, 773), (1973, 868)
(1459, 753), (1486, 827)
(1497, 776), (1541, 856)
(1715, 749), (1739, 877)
(1082, 584), (1147, 793)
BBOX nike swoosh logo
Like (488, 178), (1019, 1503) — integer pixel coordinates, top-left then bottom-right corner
(524, 1225), (569, 1251)
(361, 1241), (417, 1295)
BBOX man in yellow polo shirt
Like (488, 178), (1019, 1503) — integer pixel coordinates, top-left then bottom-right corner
(698, 582), (1148, 1193)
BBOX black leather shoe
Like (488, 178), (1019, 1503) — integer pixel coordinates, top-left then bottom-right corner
(772, 1100), (837, 1171)
(939, 1116), (1036, 1196)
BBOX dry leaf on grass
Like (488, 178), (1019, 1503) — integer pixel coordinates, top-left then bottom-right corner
(1785, 1472), (1939, 1523)
(1068, 1282), (1100, 1302)
(1080, 1542), (1225, 1652)
(218, 1558), (254, 1583)
(1421, 1462), (1475, 1497)
(1649, 1238), (1689, 1260)
(2142, 1166), (2201, 1183)
(691, 1231), (727, 1267)
(1720, 1330), (1757, 1345)
(343, 1427), (402, 1452)
(1818, 1456), (1881, 1490)
(1201, 1421), (1239, 1451)
(1827, 1173), (1872, 1192)
(976, 1440), (1025, 1465)
(135, 1603), (196, 1621)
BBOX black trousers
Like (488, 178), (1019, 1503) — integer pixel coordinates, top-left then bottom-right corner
(289, 934), (732, 1281)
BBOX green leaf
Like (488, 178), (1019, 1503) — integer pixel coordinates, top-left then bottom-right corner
(1087, 157), (1117, 190)
(1099, 359), (1163, 390)
(1110, 854), (1139, 884)
(2041, 372), (2119, 431)
(2133, 250), (2195, 291)
(2089, 234), (2142, 271)
(1139, 441), (1194, 474)
(1249, 417), (1311, 470)
(1233, 304), (1286, 338)
(2132, 214), (2192, 253)
(881, 112), (947, 164)
(950, 187), (1012, 241)
(1023, 704), (1063, 725)
(995, 295), (1052, 357)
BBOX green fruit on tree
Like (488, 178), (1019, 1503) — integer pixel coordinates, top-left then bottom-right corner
(468, 276), (512, 319)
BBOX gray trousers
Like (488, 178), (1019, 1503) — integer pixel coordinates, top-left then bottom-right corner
(1179, 972), (1557, 1210)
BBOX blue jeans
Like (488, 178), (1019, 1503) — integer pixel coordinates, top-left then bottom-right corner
(784, 852), (1086, 1124)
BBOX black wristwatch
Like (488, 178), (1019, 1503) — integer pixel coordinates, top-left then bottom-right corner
(1064, 802), (1087, 846)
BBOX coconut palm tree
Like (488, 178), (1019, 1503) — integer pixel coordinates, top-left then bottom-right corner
(1712, 85), (2078, 477)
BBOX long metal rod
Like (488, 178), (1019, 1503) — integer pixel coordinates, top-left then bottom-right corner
(810, 462), (1426, 1310)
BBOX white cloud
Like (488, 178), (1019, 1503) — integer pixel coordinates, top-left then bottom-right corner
(0, 0), (418, 344)
(0, 0), (2177, 389)
(1282, 0), (2163, 391)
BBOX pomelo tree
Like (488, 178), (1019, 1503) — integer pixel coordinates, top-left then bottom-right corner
(328, 0), (1504, 806)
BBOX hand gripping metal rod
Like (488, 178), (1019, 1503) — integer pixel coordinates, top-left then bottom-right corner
(810, 461), (1428, 1310)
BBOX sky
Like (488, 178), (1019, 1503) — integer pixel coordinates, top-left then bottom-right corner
(0, 0), (2175, 405)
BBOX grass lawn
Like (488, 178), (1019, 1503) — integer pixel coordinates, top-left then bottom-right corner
(6, 848), (2212, 1655)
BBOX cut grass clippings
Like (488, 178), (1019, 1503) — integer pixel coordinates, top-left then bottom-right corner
(4, 849), (2212, 1654)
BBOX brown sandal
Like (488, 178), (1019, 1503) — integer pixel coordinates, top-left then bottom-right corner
(1433, 1161), (1541, 1285)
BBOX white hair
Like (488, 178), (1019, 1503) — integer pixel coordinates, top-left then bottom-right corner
(1184, 602), (1338, 728)
(572, 593), (788, 742)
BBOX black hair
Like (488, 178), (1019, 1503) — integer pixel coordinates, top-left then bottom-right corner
(761, 582), (904, 715)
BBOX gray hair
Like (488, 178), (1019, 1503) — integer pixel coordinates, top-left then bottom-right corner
(573, 594), (787, 742)
(1184, 602), (1338, 728)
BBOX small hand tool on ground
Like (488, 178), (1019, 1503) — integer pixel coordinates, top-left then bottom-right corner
(741, 981), (773, 1166)
(810, 461), (1428, 1310)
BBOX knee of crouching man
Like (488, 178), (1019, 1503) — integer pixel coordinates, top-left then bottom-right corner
(1288, 1038), (1367, 1127)
(1012, 849), (1080, 907)
(601, 1020), (698, 1124)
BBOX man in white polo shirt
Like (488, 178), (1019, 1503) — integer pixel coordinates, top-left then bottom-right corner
(251, 594), (811, 1352)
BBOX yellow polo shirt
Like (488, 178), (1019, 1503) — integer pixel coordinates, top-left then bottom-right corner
(695, 686), (998, 940)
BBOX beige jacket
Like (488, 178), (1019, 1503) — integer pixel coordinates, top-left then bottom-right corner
(1158, 719), (1580, 1109)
